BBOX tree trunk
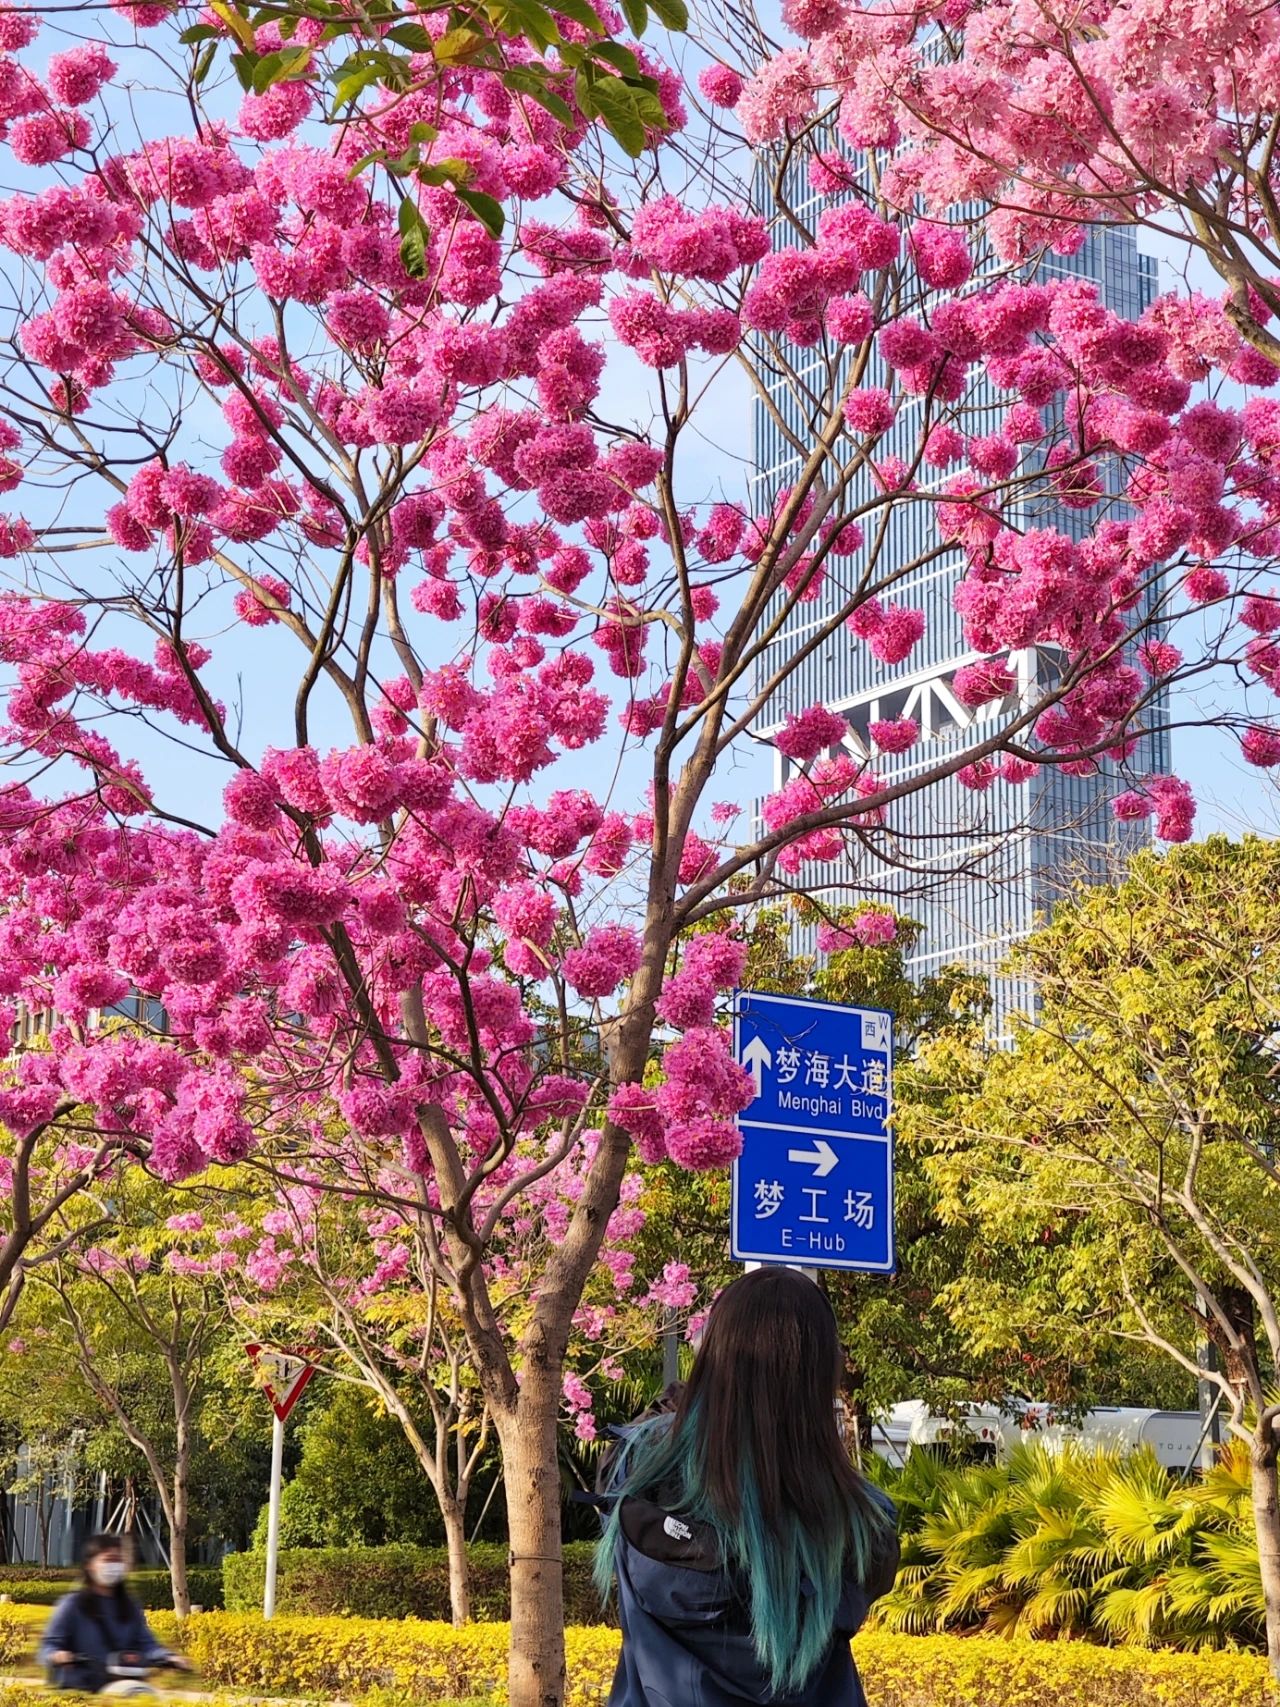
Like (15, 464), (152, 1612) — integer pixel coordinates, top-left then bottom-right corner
(168, 1358), (193, 1617)
(168, 1521), (191, 1620)
(440, 1495), (472, 1626)
(499, 1386), (566, 1707)
(1252, 1424), (1280, 1681)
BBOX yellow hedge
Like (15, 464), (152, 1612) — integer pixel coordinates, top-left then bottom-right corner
(854, 1631), (1275, 1707)
(0, 1604), (1274, 1705)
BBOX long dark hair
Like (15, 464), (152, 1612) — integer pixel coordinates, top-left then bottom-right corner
(598, 1268), (889, 1690)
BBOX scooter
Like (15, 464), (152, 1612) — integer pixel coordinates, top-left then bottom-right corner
(63, 1652), (189, 1699)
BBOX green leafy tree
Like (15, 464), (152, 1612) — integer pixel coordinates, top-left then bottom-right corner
(249, 1382), (452, 1548)
(27, 1173), (234, 1614)
(911, 837), (1280, 1674)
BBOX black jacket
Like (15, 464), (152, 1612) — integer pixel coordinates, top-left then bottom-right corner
(38, 1589), (171, 1693)
(600, 1401), (900, 1707)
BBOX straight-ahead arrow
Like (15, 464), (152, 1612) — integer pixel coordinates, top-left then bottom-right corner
(787, 1138), (839, 1178)
(741, 1034), (772, 1098)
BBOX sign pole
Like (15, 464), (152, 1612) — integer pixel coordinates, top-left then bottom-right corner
(245, 1343), (316, 1622)
(263, 1411), (284, 1620)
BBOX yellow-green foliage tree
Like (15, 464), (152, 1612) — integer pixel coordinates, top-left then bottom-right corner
(910, 837), (1280, 1675)
(19, 1172), (234, 1614)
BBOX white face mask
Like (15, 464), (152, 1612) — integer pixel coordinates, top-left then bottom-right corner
(90, 1560), (126, 1588)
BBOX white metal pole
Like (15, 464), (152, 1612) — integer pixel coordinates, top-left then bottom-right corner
(263, 1414), (284, 1620)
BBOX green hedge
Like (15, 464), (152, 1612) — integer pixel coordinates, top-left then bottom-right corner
(0, 1565), (223, 1610)
(222, 1544), (602, 1624)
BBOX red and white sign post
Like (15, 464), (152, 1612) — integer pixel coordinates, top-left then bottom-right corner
(245, 1345), (316, 1620)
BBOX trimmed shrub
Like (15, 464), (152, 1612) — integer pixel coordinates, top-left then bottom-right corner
(0, 1604), (41, 1664)
(0, 1567), (222, 1611)
(221, 1544), (602, 1625)
(0, 1607), (1273, 1705)
(179, 1620), (1280, 1706)
(855, 1632), (1274, 1706)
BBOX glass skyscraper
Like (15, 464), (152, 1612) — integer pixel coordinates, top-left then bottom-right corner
(751, 169), (1168, 1028)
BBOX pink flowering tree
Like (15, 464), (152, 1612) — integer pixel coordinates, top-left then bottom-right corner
(227, 1180), (497, 1625)
(0, 1088), (123, 1337)
(735, 0), (1280, 384)
(0, 2), (1275, 1699)
(220, 1145), (671, 1624)
(30, 1174), (233, 1616)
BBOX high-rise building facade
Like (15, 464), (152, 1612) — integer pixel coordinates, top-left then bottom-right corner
(752, 173), (1168, 1028)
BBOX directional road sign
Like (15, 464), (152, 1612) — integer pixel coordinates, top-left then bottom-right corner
(731, 989), (894, 1273)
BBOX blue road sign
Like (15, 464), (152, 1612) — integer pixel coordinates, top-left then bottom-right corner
(731, 989), (894, 1273)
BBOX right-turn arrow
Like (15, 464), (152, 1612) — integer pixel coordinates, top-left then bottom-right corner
(787, 1139), (839, 1178)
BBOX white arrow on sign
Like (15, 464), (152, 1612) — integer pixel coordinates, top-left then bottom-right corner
(788, 1138), (839, 1178)
(741, 1035), (772, 1097)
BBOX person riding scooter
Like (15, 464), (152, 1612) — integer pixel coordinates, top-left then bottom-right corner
(38, 1534), (191, 1694)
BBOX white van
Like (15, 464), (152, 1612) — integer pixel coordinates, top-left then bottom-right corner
(870, 1399), (1204, 1470)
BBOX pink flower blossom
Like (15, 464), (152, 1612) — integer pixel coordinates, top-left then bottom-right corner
(698, 65), (744, 107)
(775, 704), (848, 761)
(1241, 726), (1280, 766)
(646, 1261), (696, 1310)
(47, 44), (116, 106)
(869, 717), (919, 753)
(564, 924), (643, 998)
(1183, 565), (1230, 604)
(844, 388), (895, 435)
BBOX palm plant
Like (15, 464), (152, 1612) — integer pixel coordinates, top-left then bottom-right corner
(873, 1440), (1265, 1652)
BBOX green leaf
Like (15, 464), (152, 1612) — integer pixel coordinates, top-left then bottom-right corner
(386, 143), (424, 175)
(433, 25), (484, 60)
(627, 80), (668, 124)
(332, 59), (382, 107)
(210, 0), (257, 49)
(250, 48), (283, 89)
(375, 49), (415, 90)
(587, 75), (651, 154)
(455, 187), (505, 237)
(194, 41), (218, 83)
(180, 23), (220, 43)
(409, 121), (440, 143)
(419, 157), (479, 190)
(551, 0), (606, 33)
(229, 50), (257, 90)
(591, 39), (642, 78)
(279, 47), (315, 79)
(346, 147), (388, 179)
(398, 199), (430, 279)
(647, 0), (687, 26)
(387, 20), (437, 51)
(501, 65), (576, 126)
(618, 0), (648, 34)
(574, 65), (599, 119)
(250, 43), (311, 90)
(488, 0), (561, 50)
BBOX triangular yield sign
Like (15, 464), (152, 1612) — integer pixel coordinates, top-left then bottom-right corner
(245, 1343), (316, 1422)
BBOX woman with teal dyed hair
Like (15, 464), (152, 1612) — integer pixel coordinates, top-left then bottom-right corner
(596, 1266), (898, 1706)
